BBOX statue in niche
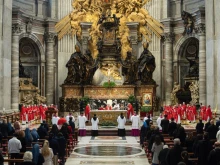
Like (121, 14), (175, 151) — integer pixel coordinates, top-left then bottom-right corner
(19, 58), (29, 78)
(64, 45), (83, 84)
(137, 42), (156, 84)
(121, 51), (137, 84)
(81, 49), (97, 85)
(181, 11), (194, 35)
(185, 54), (199, 77)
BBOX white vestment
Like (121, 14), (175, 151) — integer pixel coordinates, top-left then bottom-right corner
(52, 116), (60, 125)
(216, 130), (220, 142)
(131, 115), (140, 129)
(66, 115), (75, 124)
(156, 117), (163, 130)
(78, 116), (87, 129)
(117, 116), (126, 129)
(91, 118), (99, 130)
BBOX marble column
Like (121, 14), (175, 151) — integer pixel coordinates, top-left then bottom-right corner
(164, 32), (174, 105)
(11, 24), (22, 111)
(45, 32), (56, 105)
(197, 24), (206, 105)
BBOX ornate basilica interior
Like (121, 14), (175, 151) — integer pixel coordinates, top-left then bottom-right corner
(0, 0), (218, 114)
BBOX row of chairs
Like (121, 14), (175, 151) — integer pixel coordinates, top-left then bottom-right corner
(143, 134), (199, 165)
(0, 131), (79, 165)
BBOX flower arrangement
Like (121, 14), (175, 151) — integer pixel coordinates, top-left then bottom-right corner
(102, 81), (116, 88)
(100, 121), (117, 126)
(140, 106), (152, 112)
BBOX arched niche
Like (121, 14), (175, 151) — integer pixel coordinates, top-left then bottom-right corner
(19, 37), (41, 88)
(176, 37), (199, 87)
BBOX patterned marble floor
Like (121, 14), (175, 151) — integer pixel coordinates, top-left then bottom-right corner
(65, 136), (150, 165)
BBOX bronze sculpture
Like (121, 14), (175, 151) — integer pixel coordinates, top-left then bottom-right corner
(121, 51), (137, 84)
(137, 42), (156, 84)
(64, 45), (83, 84)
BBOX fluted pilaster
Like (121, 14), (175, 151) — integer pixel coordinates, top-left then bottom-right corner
(11, 24), (22, 111)
(164, 32), (175, 105)
(45, 32), (56, 104)
(197, 24), (206, 104)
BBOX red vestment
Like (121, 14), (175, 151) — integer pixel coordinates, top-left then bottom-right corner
(127, 104), (134, 119)
(206, 107), (212, 120)
(105, 106), (112, 110)
(85, 105), (90, 120)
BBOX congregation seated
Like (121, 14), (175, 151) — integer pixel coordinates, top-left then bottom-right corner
(50, 124), (59, 137)
(166, 138), (183, 165)
(37, 124), (48, 139)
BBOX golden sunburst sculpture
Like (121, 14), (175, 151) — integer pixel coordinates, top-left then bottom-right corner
(55, 0), (164, 59)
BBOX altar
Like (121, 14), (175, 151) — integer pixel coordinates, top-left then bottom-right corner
(90, 110), (127, 124)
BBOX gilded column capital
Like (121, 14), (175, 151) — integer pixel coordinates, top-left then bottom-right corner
(195, 24), (206, 35)
(163, 32), (175, 43)
(12, 24), (22, 35)
(44, 32), (56, 43)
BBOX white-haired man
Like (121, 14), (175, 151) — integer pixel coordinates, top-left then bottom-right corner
(166, 138), (183, 165)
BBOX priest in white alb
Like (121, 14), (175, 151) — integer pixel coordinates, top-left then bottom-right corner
(66, 112), (75, 124)
(52, 113), (60, 125)
(78, 112), (87, 136)
(131, 111), (140, 136)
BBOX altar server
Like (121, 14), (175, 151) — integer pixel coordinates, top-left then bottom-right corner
(66, 112), (75, 124)
(91, 114), (99, 136)
(78, 112), (87, 136)
(117, 113), (126, 137)
(156, 114), (163, 131)
(52, 113), (60, 125)
(131, 112), (140, 136)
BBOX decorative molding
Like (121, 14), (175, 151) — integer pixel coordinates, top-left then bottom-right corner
(12, 24), (23, 34)
(82, 36), (89, 44)
(44, 32), (56, 43)
(163, 32), (175, 43)
(195, 23), (205, 35)
(26, 18), (34, 33)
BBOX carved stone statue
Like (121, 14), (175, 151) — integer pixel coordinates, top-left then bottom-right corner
(171, 82), (181, 105)
(34, 89), (46, 104)
(21, 91), (34, 105)
(121, 51), (137, 84)
(186, 55), (199, 77)
(189, 81), (199, 104)
(64, 45), (83, 84)
(137, 42), (156, 84)
(181, 11), (194, 35)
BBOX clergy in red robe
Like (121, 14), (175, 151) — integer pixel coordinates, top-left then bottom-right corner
(206, 105), (212, 121)
(85, 104), (91, 120)
(127, 103), (134, 119)
(20, 105), (26, 124)
(98, 105), (105, 110)
(105, 104), (112, 110)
